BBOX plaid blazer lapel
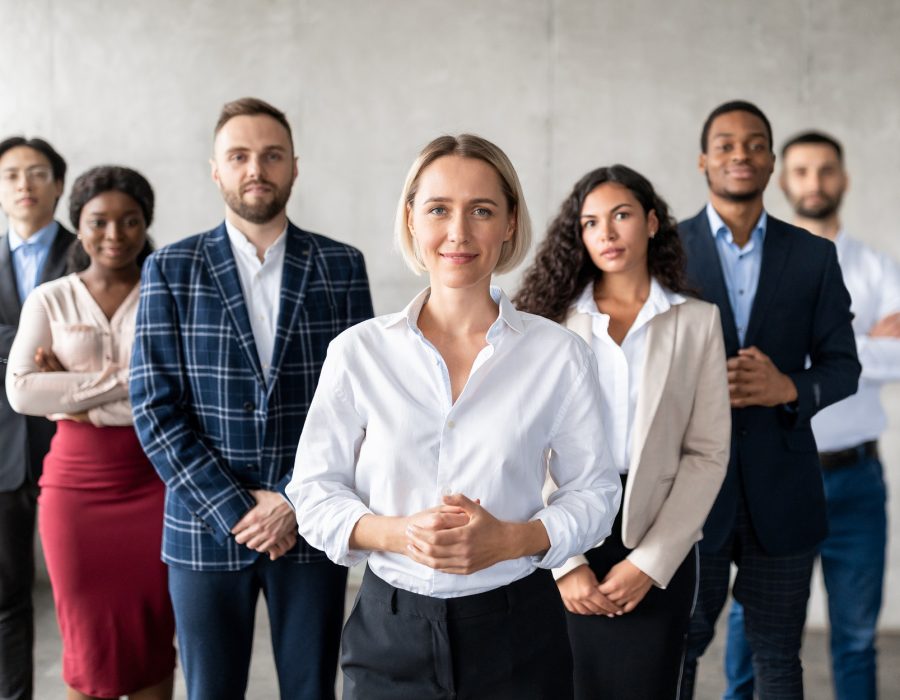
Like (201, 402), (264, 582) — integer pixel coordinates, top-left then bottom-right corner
(202, 223), (266, 385)
(268, 223), (315, 385)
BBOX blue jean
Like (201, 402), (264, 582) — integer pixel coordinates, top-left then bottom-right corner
(724, 454), (887, 700)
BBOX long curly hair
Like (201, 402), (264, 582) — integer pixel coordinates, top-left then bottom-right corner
(514, 164), (691, 322)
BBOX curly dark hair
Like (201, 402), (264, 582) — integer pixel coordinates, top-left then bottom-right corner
(67, 165), (155, 273)
(513, 164), (692, 322)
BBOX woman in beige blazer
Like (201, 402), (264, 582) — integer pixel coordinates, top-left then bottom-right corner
(515, 164), (730, 700)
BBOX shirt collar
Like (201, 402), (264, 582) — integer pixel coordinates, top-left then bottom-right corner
(383, 285), (525, 335)
(705, 202), (767, 246)
(573, 277), (686, 318)
(225, 219), (287, 261)
(8, 220), (59, 252)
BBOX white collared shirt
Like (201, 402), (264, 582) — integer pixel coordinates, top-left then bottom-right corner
(287, 287), (621, 598)
(811, 231), (900, 451)
(225, 220), (286, 381)
(574, 278), (686, 473)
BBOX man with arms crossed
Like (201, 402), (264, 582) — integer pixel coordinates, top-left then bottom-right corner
(0, 137), (73, 700)
(677, 102), (860, 699)
(131, 98), (374, 699)
(724, 131), (900, 700)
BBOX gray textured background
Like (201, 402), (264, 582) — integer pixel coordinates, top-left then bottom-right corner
(2, 0), (898, 629)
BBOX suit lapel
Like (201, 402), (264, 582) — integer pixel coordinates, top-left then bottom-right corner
(267, 224), (314, 390)
(743, 218), (790, 347)
(0, 235), (21, 322)
(39, 224), (74, 284)
(203, 223), (265, 385)
(629, 307), (676, 472)
(683, 212), (740, 353)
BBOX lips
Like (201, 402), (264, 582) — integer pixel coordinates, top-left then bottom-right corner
(15, 197), (37, 206)
(727, 167), (756, 179)
(599, 247), (624, 259)
(241, 181), (274, 196)
(440, 252), (478, 264)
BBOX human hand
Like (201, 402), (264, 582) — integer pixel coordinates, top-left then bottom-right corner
(557, 564), (623, 617)
(596, 559), (654, 614)
(727, 346), (798, 407)
(34, 346), (64, 372)
(231, 490), (297, 560)
(869, 312), (900, 338)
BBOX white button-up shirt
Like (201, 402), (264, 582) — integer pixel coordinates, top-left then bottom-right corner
(812, 231), (900, 451)
(574, 278), (686, 473)
(225, 220), (286, 380)
(287, 287), (621, 598)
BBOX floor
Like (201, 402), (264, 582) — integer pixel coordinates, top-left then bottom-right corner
(32, 576), (900, 699)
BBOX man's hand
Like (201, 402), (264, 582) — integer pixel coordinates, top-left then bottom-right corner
(596, 559), (654, 614)
(34, 346), (65, 372)
(727, 346), (798, 408)
(869, 312), (900, 338)
(557, 564), (623, 617)
(231, 490), (297, 560)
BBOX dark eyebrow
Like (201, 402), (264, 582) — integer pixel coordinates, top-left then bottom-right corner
(579, 203), (632, 219)
(712, 131), (768, 140)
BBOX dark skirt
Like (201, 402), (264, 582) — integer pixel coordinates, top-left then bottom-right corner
(38, 420), (176, 697)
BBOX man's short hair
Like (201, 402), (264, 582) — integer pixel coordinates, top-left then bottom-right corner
(780, 130), (843, 162)
(0, 136), (67, 182)
(213, 97), (293, 147)
(700, 100), (773, 154)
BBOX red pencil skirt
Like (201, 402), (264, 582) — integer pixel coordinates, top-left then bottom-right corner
(38, 420), (176, 697)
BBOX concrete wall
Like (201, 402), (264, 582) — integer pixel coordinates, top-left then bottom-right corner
(2, 0), (899, 628)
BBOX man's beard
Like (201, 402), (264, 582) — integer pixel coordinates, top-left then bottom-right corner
(705, 171), (764, 203)
(792, 192), (842, 220)
(223, 180), (292, 224)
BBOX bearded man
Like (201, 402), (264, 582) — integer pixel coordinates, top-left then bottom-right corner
(130, 97), (374, 700)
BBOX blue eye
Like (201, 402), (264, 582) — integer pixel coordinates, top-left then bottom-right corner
(428, 206), (447, 215)
(473, 207), (492, 217)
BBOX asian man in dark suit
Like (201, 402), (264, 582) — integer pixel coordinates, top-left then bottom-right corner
(0, 136), (74, 700)
(677, 101), (860, 700)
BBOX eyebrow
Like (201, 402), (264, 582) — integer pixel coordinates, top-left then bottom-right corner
(712, 132), (768, 139)
(422, 196), (500, 206)
(580, 203), (633, 218)
(224, 145), (288, 153)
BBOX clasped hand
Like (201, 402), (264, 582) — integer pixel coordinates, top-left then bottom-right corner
(231, 489), (297, 561)
(557, 560), (653, 617)
(404, 494), (513, 575)
(727, 346), (798, 408)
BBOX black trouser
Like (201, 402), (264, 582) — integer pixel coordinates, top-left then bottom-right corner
(565, 475), (698, 700)
(681, 494), (816, 700)
(0, 483), (37, 700)
(341, 567), (573, 700)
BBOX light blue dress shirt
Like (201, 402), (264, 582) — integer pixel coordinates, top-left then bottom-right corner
(705, 203), (766, 346)
(7, 221), (59, 304)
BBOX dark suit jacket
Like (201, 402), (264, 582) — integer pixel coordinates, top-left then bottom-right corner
(679, 209), (860, 556)
(131, 221), (374, 571)
(0, 224), (75, 491)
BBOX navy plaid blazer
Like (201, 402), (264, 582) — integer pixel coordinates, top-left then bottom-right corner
(131, 221), (373, 571)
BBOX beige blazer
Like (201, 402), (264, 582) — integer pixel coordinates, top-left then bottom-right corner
(555, 296), (730, 587)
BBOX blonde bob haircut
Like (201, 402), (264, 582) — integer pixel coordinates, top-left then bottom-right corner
(395, 134), (533, 275)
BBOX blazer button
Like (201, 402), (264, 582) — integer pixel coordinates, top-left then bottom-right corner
(243, 401), (255, 413)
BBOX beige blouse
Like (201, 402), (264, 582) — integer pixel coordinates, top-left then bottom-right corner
(5, 273), (140, 427)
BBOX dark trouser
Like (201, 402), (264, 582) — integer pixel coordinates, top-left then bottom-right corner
(681, 494), (816, 700)
(342, 566), (573, 700)
(565, 487), (698, 700)
(0, 484), (37, 700)
(168, 557), (347, 700)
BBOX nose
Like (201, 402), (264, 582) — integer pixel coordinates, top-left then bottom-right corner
(446, 214), (470, 243)
(104, 221), (124, 240)
(246, 154), (263, 178)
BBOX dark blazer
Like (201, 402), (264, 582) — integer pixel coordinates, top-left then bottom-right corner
(0, 225), (75, 491)
(679, 209), (860, 556)
(131, 221), (374, 571)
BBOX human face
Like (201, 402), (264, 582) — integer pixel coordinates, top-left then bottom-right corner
(211, 115), (298, 225)
(580, 183), (657, 279)
(78, 190), (147, 272)
(700, 111), (775, 203)
(780, 143), (846, 220)
(0, 146), (63, 234)
(407, 155), (515, 292)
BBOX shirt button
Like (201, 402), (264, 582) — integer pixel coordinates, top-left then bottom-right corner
(243, 401), (255, 413)
(447, 420), (455, 429)
(739, 289), (744, 295)
(440, 485), (453, 497)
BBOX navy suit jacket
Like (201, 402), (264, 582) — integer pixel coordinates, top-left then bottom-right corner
(679, 209), (860, 556)
(131, 222), (374, 571)
(0, 225), (74, 491)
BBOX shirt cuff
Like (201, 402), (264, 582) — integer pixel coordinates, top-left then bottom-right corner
(552, 554), (589, 581)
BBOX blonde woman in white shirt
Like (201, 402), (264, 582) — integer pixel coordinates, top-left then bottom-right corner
(287, 135), (621, 700)
(6, 167), (175, 700)
(515, 164), (730, 700)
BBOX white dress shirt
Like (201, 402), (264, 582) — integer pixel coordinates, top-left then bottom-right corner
(225, 220), (286, 380)
(812, 231), (900, 451)
(574, 278), (686, 473)
(287, 287), (621, 598)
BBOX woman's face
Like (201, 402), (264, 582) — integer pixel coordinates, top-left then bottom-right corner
(407, 155), (515, 293)
(580, 182), (657, 278)
(78, 190), (147, 272)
